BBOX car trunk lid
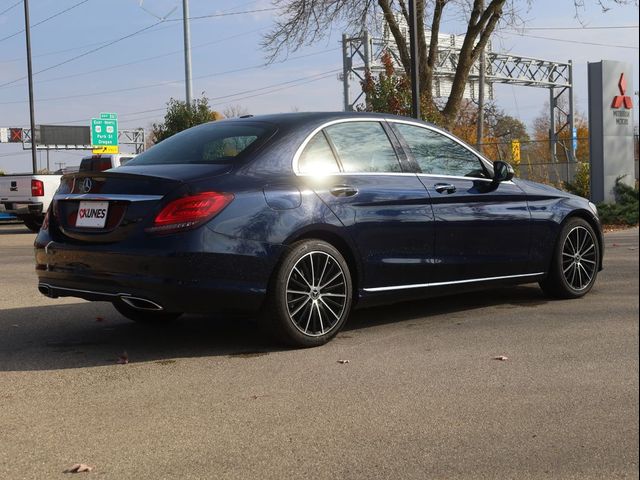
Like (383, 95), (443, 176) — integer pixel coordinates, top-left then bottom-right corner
(51, 164), (231, 243)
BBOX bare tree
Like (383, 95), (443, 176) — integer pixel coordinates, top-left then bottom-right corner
(223, 104), (250, 118)
(263, 0), (629, 128)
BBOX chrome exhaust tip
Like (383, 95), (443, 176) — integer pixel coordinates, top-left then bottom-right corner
(120, 296), (164, 311)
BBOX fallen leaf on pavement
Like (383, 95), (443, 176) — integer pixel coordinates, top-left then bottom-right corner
(117, 351), (129, 364)
(64, 463), (93, 473)
(494, 355), (509, 361)
(337, 359), (350, 364)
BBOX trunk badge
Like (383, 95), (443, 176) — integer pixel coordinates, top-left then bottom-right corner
(81, 178), (93, 193)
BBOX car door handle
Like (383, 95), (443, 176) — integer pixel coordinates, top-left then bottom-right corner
(330, 185), (358, 197)
(434, 183), (456, 194)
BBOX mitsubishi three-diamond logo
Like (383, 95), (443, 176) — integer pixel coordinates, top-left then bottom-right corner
(612, 73), (633, 109)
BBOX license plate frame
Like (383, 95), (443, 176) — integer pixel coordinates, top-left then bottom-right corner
(76, 201), (109, 228)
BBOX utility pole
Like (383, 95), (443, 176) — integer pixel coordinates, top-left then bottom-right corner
(182, 0), (193, 106)
(408, 0), (420, 120)
(23, 0), (38, 174)
(476, 0), (485, 153)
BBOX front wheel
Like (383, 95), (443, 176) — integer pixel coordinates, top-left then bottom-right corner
(265, 240), (353, 347)
(112, 299), (182, 324)
(539, 217), (600, 299)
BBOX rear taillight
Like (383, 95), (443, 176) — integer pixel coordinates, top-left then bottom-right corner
(146, 192), (234, 234)
(31, 179), (44, 197)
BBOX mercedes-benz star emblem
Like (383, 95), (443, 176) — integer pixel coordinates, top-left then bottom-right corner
(82, 177), (93, 193)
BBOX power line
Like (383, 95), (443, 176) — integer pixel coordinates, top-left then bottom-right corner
(0, 6), (280, 88)
(165, 7), (277, 21)
(0, 23), (180, 65)
(0, 26), (269, 90)
(0, 0), (21, 16)
(119, 71), (341, 126)
(0, 48), (341, 104)
(0, 0), (92, 43)
(503, 31), (639, 49)
(511, 25), (638, 31)
(0, 1), (269, 64)
(31, 68), (341, 126)
(0, 20), (165, 88)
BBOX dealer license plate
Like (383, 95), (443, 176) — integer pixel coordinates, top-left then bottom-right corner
(76, 201), (109, 228)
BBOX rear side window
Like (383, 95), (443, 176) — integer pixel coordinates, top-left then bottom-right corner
(298, 132), (340, 175)
(128, 122), (272, 166)
(324, 122), (401, 173)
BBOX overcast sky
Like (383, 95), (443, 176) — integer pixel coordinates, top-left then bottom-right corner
(0, 0), (638, 173)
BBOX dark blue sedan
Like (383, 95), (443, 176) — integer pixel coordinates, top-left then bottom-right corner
(35, 112), (603, 347)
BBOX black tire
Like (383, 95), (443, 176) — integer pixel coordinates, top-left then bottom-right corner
(539, 217), (600, 299)
(21, 215), (43, 233)
(265, 239), (353, 348)
(112, 299), (182, 324)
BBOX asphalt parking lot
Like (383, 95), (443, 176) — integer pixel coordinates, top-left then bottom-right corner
(0, 223), (638, 479)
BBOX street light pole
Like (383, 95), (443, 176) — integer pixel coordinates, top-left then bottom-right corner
(23, 0), (38, 174)
(182, 0), (193, 106)
(408, 0), (420, 120)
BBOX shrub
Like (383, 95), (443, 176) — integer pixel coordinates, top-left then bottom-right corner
(597, 177), (639, 226)
(563, 161), (590, 199)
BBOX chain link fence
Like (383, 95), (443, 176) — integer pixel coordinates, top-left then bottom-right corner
(479, 136), (640, 187)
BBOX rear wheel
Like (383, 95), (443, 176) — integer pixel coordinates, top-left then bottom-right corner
(112, 299), (182, 324)
(266, 240), (353, 347)
(540, 217), (599, 299)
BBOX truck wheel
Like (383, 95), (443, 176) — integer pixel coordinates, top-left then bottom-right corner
(21, 216), (43, 232)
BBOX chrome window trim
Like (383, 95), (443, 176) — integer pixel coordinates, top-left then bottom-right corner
(415, 173), (515, 185)
(295, 172), (418, 178)
(55, 193), (164, 202)
(363, 272), (545, 292)
(292, 117), (399, 176)
(292, 116), (498, 179)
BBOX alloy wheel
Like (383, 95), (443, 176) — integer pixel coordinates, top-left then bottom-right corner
(285, 251), (347, 337)
(561, 225), (597, 291)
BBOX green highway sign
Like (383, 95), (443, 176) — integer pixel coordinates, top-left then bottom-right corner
(91, 112), (118, 148)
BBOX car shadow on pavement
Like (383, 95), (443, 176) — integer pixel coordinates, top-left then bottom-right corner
(346, 284), (549, 333)
(0, 285), (548, 372)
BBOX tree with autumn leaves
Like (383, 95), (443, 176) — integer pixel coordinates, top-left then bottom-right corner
(360, 50), (529, 156)
(264, 0), (629, 130)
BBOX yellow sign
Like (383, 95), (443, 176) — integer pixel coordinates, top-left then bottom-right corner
(511, 140), (521, 164)
(92, 145), (119, 154)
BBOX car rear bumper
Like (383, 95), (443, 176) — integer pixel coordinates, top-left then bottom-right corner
(34, 229), (283, 315)
(1, 201), (43, 215)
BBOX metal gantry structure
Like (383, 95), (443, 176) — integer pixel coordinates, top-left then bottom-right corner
(20, 128), (146, 154)
(341, 30), (575, 162)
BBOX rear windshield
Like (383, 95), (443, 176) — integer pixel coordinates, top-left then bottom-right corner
(127, 122), (272, 166)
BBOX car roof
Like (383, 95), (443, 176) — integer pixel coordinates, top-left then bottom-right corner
(220, 111), (434, 129)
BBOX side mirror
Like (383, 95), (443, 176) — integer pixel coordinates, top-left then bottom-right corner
(493, 161), (514, 183)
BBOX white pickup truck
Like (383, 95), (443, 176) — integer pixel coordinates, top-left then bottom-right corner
(0, 153), (136, 232)
(0, 174), (62, 232)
